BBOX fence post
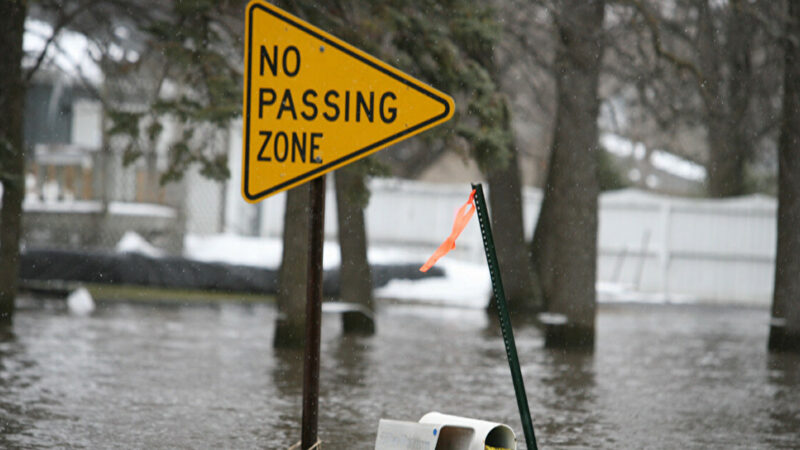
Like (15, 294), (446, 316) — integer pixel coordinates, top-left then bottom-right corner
(659, 200), (672, 298)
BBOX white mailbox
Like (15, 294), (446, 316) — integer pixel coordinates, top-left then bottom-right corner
(375, 412), (516, 450)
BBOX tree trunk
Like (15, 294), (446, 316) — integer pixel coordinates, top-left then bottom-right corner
(487, 145), (543, 314)
(703, 0), (753, 198)
(530, 0), (604, 349)
(334, 167), (375, 334)
(768, 0), (800, 353)
(0, 0), (27, 324)
(706, 116), (746, 197)
(484, 31), (542, 315)
(274, 183), (310, 348)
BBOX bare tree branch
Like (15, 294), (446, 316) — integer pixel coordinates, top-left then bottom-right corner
(626, 0), (717, 108)
(24, 0), (95, 84)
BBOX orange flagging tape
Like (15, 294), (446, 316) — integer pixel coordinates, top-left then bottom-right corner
(419, 189), (477, 272)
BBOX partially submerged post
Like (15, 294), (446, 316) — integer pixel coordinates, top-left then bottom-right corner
(472, 183), (538, 450)
(302, 176), (325, 449)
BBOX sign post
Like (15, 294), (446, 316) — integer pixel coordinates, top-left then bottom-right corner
(242, 1), (454, 447)
(301, 176), (325, 449)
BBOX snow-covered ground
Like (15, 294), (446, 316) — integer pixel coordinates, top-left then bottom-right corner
(180, 233), (696, 309)
(183, 233), (494, 308)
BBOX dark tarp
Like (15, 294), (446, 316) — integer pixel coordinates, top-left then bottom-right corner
(20, 249), (443, 296)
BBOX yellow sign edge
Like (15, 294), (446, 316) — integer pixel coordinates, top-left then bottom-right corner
(241, 0), (456, 203)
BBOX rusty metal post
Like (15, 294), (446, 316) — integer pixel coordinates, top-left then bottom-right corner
(301, 175), (325, 449)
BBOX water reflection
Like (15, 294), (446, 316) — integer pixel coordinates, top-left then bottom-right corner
(767, 352), (800, 385)
(538, 348), (600, 447)
(0, 323), (76, 448)
(270, 346), (304, 447)
(765, 353), (800, 447)
(0, 326), (25, 448)
(0, 301), (798, 448)
(329, 334), (371, 389)
(272, 347), (304, 397)
(322, 335), (377, 439)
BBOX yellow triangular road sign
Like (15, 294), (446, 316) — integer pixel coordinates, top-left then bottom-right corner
(242, 0), (455, 203)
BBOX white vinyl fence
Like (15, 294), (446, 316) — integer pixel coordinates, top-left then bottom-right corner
(247, 178), (776, 306)
(597, 189), (775, 305)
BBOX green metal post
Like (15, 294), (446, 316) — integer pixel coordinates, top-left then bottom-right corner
(472, 183), (538, 450)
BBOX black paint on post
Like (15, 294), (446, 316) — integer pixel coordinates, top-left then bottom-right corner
(472, 183), (538, 450)
(302, 176), (325, 449)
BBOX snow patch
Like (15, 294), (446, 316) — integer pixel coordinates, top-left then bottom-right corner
(650, 150), (706, 181)
(67, 287), (95, 316)
(375, 259), (492, 309)
(116, 231), (165, 258)
(601, 133), (707, 181)
(22, 200), (175, 218)
(538, 312), (568, 325)
(108, 202), (176, 219)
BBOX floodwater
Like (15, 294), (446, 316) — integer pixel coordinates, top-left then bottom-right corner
(1, 300), (798, 449)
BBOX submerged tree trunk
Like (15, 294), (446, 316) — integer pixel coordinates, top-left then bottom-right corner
(0, 1), (27, 324)
(530, 0), (605, 349)
(487, 144), (542, 314)
(274, 184), (310, 348)
(334, 167), (375, 334)
(768, 0), (800, 353)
